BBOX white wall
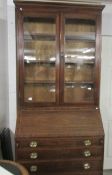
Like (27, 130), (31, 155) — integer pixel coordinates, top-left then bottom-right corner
(0, 0), (9, 130)
(7, 0), (112, 169)
(7, 0), (16, 133)
(100, 4), (112, 169)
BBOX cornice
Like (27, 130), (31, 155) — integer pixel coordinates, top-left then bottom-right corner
(13, 0), (112, 4)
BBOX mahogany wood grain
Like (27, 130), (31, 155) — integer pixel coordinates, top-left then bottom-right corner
(16, 146), (103, 160)
(15, 2), (104, 108)
(14, 2), (104, 175)
(29, 172), (103, 175)
(18, 158), (102, 172)
(16, 110), (104, 138)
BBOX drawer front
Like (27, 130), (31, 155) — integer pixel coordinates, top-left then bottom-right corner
(29, 171), (103, 175)
(18, 159), (102, 173)
(16, 146), (103, 160)
(16, 137), (104, 148)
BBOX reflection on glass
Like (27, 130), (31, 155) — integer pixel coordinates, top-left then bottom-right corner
(65, 41), (95, 64)
(24, 40), (56, 62)
(64, 18), (95, 103)
(24, 84), (55, 102)
(24, 63), (55, 82)
(64, 84), (94, 103)
(23, 17), (56, 103)
(65, 64), (94, 82)
(65, 18), (95, 38)
(24, 17), (55, 35)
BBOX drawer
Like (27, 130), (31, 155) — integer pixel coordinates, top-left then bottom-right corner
(16, 137), (104, 148)
(29, 171), (103, 175)
(16, 146), (103, 160)
(18, 158), (102, 173)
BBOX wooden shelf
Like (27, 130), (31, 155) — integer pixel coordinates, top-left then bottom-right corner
(24, 80), (55, 85)
(24, 33), (56, 41)
(24, 59), (94, 65)
(64, 81), (94, 87)
(65, 60), (95, 65)
(65, 34), (95, 41)
(24, 59), (55, 64)
(24, 33), (95, 42)
(24, 81), (94, 88)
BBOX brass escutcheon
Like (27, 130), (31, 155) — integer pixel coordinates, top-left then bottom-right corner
(29, 141), (38, 148)
(83, 163), (91, 170)
(84, 150), (91, 157)
(84, 140), (91, 146)
(30, 165), (38, 172)
(30, 152), (38, 159)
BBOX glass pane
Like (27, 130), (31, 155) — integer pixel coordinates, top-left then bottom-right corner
(65, 64), (94, 82)
(65, 41), (95, 82)
(24, 84), (55, 103)
(65, 41), (95, 64)
(64, 84), (94, 103)
(23, 17), (56, 103)
(64, 18), (96, 103)
(24, 17), (55, 35)
(65, 18), (95, 39)
(24, 62), (55, 82)
(24, 40), (56, 62)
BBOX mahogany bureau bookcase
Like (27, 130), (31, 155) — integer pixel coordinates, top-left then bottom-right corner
(14, 1), (105, 175)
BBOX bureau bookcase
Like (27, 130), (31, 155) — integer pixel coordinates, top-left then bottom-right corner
(14, 1), (105, 175)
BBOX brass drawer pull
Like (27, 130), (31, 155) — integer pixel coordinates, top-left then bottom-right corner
(30, 165), (38, 172)
(84, 140), (91, 146)
(29, 141), (38, 148)
(30, 152), (38, 159)
(84, 150), (91, 157)
(83, 163), (91, 170)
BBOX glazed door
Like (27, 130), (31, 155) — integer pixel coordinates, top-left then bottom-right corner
(18, 11), (100, 107)
(60, 15), (97, 105)
(21, 14), (60, 106)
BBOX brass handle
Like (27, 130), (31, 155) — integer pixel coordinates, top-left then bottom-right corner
(84, 150), (91, 157)
(29, 141), (38, 148)
(30, 165), (38, 172)
(84, 140), (91, 146)
(30, 152), (38, 159)
(83, 163), (91, 170)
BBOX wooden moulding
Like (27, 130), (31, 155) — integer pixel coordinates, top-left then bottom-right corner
(13, 0), (108, 6)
